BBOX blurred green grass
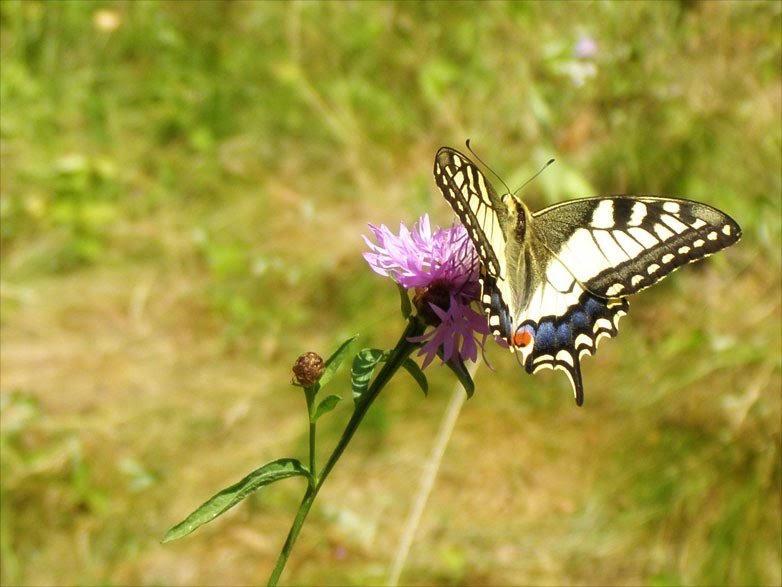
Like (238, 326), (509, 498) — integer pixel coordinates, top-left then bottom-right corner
(1, 1), (780, 585)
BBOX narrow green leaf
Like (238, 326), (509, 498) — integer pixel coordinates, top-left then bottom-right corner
(396, 282), (412, 319)
(313, 394), (342, 421)
(162, 458), (309, 543)
(442, 353), (475, 398)
(351, 348), (387, 404)
(317, 335), (359, 391)
(402, 357), (429, 396)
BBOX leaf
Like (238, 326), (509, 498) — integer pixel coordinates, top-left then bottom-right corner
(351, 348), (387, 404)
(402, 357), (428, 396)
(441, 352), (475, 398)
(317, 335), (359, 392)
(162, 458), (309, 543)
(313, 394), (342, 421)
(396, 282), (412, 319)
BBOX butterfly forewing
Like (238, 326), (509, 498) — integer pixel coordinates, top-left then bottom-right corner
(434, 147), (510, 278)
(434, 147), (518, 341)
(532, 196), (741, 298)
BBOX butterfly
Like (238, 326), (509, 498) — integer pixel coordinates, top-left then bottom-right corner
(433, 145), (741, 405)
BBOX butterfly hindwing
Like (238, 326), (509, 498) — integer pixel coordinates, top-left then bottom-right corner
(479, 270), (515, 344)
(515, 292), (629, 406)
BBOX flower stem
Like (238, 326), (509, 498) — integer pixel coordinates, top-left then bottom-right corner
(305, 389), (317, 480)
(267, 317), (426, 586)
(308, 420), (316, 476)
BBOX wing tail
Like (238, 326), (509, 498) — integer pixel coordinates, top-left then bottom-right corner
(520, 292), (629, 406)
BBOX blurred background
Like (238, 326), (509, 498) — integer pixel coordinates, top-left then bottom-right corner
(1, 1), (780, 585)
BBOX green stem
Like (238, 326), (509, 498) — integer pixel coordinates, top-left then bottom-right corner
(307, 390), (317, 477)
(303, 388), (317, 479)
(308, 419), (316, 476)
(268, 317), (425, 586)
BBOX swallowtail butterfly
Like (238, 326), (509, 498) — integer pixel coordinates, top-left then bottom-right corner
(434, 146), (741, 405)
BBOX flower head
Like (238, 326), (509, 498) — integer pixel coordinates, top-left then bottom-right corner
(363, 215), (489, 368)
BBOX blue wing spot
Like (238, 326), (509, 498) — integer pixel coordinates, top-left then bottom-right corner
(570, 308), (589, 330)
(556, 322), (574, 346)
(583, 295), (606, 320)
(534, 321), (557, 352)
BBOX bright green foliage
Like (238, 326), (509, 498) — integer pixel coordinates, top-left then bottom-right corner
(162, 459), (310, 544)
(312, 394), (342, 422)
(351, 349), (388, 404)
(352, 349), (429, 403)
(315, 335), (359, 393)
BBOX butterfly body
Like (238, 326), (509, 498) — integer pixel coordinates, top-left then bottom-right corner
(433, 146), (741, 405)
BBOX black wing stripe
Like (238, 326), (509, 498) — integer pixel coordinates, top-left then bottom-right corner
(610, 197), (634, 228)
(434, 148), (504, 277)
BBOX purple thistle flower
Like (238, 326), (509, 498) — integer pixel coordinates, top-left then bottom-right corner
(363, 215), (489, 368)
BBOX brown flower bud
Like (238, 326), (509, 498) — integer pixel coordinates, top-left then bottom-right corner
(292, 352), (325, 387)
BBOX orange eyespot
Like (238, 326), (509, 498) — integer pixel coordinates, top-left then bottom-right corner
(512, 329), (533, 348)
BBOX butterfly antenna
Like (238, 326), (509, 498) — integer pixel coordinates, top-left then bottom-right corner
(465, 139), (514, 196)
(513, 158), (555, 197)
